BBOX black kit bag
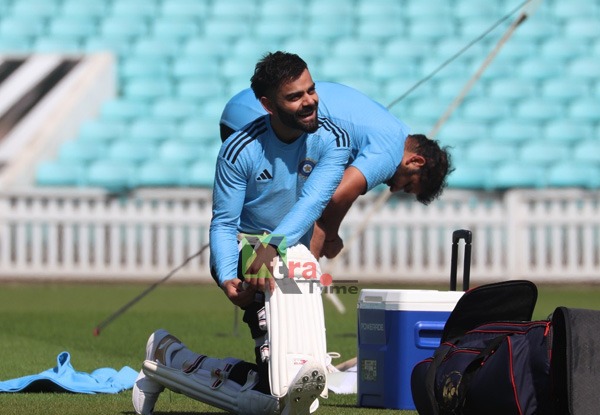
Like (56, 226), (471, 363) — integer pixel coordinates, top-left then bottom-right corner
(411, 279), (600, 415)
(411, 279), (554, 415)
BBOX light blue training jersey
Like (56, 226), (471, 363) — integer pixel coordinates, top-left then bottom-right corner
(220, 82), (411, 193)
(210, 115), (351, 285)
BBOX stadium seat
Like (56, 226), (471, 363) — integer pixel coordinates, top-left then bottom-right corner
(0, 17), (46, 38)
(79, 120), (128, 143)
(111, 0), (159, 18)
(131, 38), (182, 59)
(370, 58), (418, 82)
(120, 56), (170, 80)
(516, 99), (563, 122)
(356, 17), (405, 41)
(544, 119), (594, 143)
(160, 0), (209, 18)
(446, 163), (492, 190)
(435, 38), (487, 61)
(551, 0), (599, 18)
(541, 78), (588, 101)
(383, 38), (431, 60)
(546, 162), (600, 189)
(100, 99), (151, 123)
(540, 37), (588, 61)
(204, 18), (251, 40)
(356, 0), (403, 19)
(454, 2), (498, 19)
(511, 19), (560, 42)
(35, 161), (86, 187)
(568, 57), (600, 79)
(58, 140), (106, 164)
(33, 38), (82, 53)
(158, 140), (203, 164)
(305, 17), (353, 41)
(306, 0), (350, 18)
(136, 161), (185, 187)
(519, 142), (570, 165)
(187, 161), (215, 187)
(462, 98), (511, 122)
(573, 140), (600, 163)
(231, 38), (276, 60)
(182, 37), (230, 60)
(490, 120), (541, 145)
(123, 77), (173, 102)
(211, 1), (258, 18)
(86, 160), (136, 192)
(569, 98), (599, 121)
(221, 57), (260, 81)
(564, 18), (600, 40)
(107, 141), (158, 164)
(176, 79), (224, 102)
(0, 36), (31, 52)
(61, 0), (110, 19)
(408, 17), (455, 41)
(152, 17), (200, 40)
(331, 38), (381, 61)
(49, 17), (98, 39)
(151, 98), (199, 122)
(466, 141), (517, 164)
(258, 0), (304, 19)
(316, 58), (370, 81)
(490, 162), (546, 189)
(436, 78), (485, 100)
(437, 121), (488, 147)
(281, 38), (330, 65)
(172, 57), (220, 79)
(100, 17), (149, 40)
(84, 36), (133, 57)
(518, 58), (563, 80)
(179, 118), (220, 145)
(129, 119), (177, 144)
(11, 0), (60, 18)
(405, 0), (452, 18)
(254, 18), (302, 41)
(488, 78), (537, 100)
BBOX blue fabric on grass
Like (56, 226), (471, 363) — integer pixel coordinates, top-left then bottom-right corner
(0, 351), (137, 394)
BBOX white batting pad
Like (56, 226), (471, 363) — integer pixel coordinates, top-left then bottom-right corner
(142, 359), (279, 415)
(266, 244), (328, 399)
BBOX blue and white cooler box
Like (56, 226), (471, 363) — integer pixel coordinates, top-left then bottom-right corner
(357, 289), (464, 410)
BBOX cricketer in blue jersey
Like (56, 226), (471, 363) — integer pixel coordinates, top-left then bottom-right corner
(220, 82), (452, 259)
(210, 53), (351, 305)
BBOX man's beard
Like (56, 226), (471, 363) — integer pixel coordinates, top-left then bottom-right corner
(275, 103), (319, 133)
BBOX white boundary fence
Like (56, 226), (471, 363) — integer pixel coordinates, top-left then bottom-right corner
(0, 188), (598, 284)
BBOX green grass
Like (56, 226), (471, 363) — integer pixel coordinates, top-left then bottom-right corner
(0, 281), (599, 414)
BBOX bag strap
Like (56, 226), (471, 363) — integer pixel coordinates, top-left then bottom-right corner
(454, 335), (508, 413)
(423, 335), (507, 415)
(424, 344), (452, 415)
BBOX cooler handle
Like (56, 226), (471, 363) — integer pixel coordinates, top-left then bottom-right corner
(414, 321), (446, 349)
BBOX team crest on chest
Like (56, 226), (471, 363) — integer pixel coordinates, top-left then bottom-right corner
(298, 159), (316, 178)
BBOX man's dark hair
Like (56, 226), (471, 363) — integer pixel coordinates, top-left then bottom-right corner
(409, 134), (454, 205)
(250, 51), (308, 99)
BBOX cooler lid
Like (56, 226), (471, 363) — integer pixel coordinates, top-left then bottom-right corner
(358, 289), (464, 311)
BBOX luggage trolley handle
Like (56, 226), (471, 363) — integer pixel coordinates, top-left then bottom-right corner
(450, 229), (472, 291)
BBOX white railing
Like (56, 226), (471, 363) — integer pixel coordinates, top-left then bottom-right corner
(0, 188), (598, 284)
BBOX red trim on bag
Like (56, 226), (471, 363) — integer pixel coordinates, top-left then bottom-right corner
(507, 337), (523, 415)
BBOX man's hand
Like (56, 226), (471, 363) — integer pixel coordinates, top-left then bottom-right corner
(221, 278), (256, 307)
(310, 221), (327, 258)
(322, 235), (344, 259)
(244, 243), (278, 292)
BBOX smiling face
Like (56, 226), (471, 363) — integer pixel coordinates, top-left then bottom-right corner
(259, 69), (319, 141)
